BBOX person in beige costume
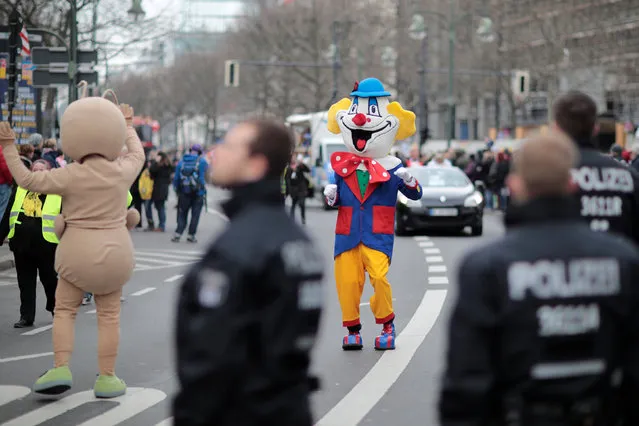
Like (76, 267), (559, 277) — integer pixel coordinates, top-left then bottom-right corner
(0, 87), (144, 399)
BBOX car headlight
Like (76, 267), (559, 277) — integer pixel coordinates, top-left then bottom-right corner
(398, 193), (422, 207)
(464, 191), (484, 207)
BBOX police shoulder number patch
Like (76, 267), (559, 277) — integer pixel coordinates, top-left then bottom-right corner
(196, 268), (230, 308)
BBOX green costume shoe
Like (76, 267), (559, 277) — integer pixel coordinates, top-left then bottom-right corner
(33, 366), (73, 395)
(94, 374), (126, 398)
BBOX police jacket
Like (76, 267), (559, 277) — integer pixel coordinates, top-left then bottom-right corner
(173, 179), (324, 426)
(439, 196), (639, 426)
(571, 143), (639, 245)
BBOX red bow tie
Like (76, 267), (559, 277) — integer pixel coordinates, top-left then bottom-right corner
(330, 152), (391, 183)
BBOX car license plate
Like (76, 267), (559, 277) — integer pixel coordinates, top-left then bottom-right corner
(429, 208), (458, 216)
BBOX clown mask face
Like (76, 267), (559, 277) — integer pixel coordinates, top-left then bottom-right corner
(335, 96), (399, 158)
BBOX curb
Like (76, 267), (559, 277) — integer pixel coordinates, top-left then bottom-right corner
(0, 258), (14, 272)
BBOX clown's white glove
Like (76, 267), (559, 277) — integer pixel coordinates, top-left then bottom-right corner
(324, 184), (338, 205)
(394, 167), (416, 186)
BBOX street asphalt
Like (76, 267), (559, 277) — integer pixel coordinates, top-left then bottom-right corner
(0, 187), (506, 426)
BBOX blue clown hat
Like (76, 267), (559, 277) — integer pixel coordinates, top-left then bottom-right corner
(350, 78), (391, 98)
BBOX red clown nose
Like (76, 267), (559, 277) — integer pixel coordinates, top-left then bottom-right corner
(352, 113), (367, 127)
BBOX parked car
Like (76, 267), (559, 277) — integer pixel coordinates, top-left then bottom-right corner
(395, 166), (484, 236)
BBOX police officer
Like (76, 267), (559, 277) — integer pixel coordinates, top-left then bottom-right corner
(439, 132), (639, 426)
(552, 91), (639, 243)
(173, 119), (324, 426)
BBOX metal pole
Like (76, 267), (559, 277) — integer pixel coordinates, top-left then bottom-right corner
(447, 0), (455, 149)
(418, 35), (427, 148)
(68, 0), (78, 104)
(494, 32), (502, 138)
(90, 0), (98, 95)
(329, 21), (339, 106)
(7, 8), (20, 126)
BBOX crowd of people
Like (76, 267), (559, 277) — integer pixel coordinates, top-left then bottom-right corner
(1, 133), (210, 324)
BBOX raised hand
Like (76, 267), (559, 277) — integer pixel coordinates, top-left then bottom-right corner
(394, 167), (416, 186)
(119, 104), (134, 126)
(0, 122), (16, 147)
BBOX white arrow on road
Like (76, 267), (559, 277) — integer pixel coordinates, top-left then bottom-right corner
(0, 387), (166, 426)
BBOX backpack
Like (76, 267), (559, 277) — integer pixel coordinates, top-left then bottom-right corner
(178, 156), (202, 194)
(138, 169), (153, 200)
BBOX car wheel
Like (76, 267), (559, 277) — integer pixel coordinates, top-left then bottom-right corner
(395, 216), (407, 236)
(471, 223), (483, 236)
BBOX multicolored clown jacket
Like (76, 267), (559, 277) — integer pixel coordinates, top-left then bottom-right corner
(329, 155), (421, 259)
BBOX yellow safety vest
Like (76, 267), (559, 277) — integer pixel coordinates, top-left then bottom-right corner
(7, 187), (61, 244)
(127, 191), (133, 208)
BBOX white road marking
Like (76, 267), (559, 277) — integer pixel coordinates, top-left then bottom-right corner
(21, 324), (52, 336)
(207, 208), (229, 222)
(135, 252), (200, 261)
(86, 309), (97, 314)
(0, 352), (53, 363)
(77, 388), (167, 426)
(428, 276), (449, 285)
(155, 418), (173, 426)
(418, 241), (434, 247)
(424, 248), (441, 254)
(131, 287), (156, 297)
(316, 289), (448, 426)
(0, 387), (166, 426)
(425, 256), (444, 263)
(133, 264), (153, 271)
(164, 274), (184, 282)
(133, 263), (195, 273)
(0, 385), (30, 407)
(1, 250), (202, 285)
(144, 249), (203, 256)
(360, 298), (396, 306)
(428, 265), (447, 273)
(135, 257), (183, 265)
(413, 236), (430, 241)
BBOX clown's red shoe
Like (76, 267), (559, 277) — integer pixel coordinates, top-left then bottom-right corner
(374, 323), (396, 350)
(342, 331), (363, 350)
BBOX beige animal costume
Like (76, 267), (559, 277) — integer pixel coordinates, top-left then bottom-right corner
(0, 86), (144, 398)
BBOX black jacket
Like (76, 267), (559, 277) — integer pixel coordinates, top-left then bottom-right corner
(149, 161), (173, 201)
(285, 163), (310, 199)
(439, 196), (639, 426)
(572, 146), (639, 245)
(173, 179), (324, 426)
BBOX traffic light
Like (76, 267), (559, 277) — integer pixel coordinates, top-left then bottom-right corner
(224, 60), (240, 88)
(512, 70), (530, 101)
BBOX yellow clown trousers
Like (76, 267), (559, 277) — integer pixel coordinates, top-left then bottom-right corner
(334, 243), (394, 327)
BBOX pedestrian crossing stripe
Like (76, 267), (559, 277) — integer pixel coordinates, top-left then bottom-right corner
(0, 250), (205, 283)
(0, 385), (170, 426)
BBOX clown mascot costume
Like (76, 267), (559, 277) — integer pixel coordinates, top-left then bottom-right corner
(324, 78), (422, 351)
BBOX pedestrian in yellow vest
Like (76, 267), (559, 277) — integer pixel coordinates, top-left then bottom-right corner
(0, 160), (60, 328)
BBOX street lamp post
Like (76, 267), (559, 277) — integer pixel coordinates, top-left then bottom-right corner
(411, 3), (495, 149)
(66, 0), (145, 103)
(68, 0), (78, 104)
(408, 14), (427, 149)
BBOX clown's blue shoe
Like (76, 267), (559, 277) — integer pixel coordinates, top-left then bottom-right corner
(374, 323), (396, 350)
(342, 331), (363, 350)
